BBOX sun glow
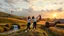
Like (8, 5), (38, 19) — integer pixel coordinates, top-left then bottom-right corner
(53, 13), (57, 18)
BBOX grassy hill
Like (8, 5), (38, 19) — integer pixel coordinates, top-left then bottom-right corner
(0, 12), (22, 18)
(0, 25), (49, 36)
(0, 12), (26, 23)
(0, 24), (64, 36)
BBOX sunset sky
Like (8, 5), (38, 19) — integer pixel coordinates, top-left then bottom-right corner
(0, 0), (64, 19)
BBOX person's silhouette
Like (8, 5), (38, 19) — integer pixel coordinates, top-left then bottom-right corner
(26, 16), (31, 30)
(32, 16), (37, 29)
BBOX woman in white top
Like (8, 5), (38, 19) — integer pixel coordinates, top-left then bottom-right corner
(32, 16), (37, 29)
(26, 16), (31, 30)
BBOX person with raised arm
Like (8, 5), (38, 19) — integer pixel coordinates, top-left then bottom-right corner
(32, 16), (37, 29)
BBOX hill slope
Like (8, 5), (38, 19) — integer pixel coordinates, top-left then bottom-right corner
(0, 12), (26, 23)
(0, 25), (49, 36)
(0, 12), (22, 18)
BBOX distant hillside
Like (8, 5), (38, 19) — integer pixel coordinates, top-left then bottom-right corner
(0, 12), (22, 19)
(0, 12), (9, 17)
(0, 12), (26, 23)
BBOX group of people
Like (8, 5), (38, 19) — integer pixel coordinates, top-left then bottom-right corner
(26, 16), (37, 30)
(26, 15), (50, 30)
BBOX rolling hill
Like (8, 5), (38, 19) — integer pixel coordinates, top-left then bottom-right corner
(0, 12), (22, 18)
(0, 12), (26, 23)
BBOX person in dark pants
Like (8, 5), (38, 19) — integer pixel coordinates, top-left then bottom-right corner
(32, 16), (37, 29)
(45, 21), (50, 28)
(26, 16), (31, 30)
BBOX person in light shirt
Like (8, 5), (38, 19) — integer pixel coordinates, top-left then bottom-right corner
(32, 16), (37, 29)
(26, 16), (31, 30)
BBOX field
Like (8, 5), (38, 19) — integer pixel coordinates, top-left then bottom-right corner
(0, 21), (64, 36)
(0, 12), (64, 36)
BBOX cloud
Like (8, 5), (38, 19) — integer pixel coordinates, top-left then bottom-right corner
(0, 0), (64, 18)
(57, 8), (62, 12)
(0, 0), (64, 12)
(24, 0), (37, 3)
(18, 8), (41, 17)
(0, 0), (29, 12)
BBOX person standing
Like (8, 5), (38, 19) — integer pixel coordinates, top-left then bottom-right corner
(26, 16), (31, 30)
(32, 16), (37, 29)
